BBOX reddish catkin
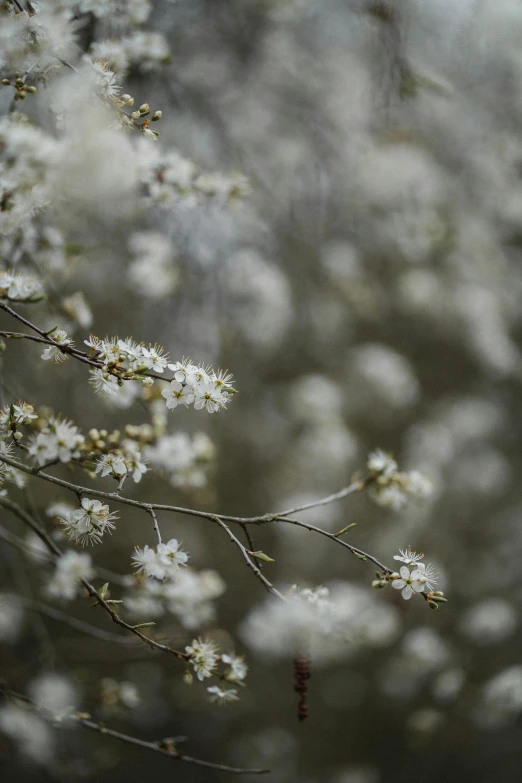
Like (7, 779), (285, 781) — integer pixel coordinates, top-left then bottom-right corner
(293, 654), (311, 722)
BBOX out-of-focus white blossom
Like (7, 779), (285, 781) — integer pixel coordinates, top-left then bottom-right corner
(0, 593), (24, 643)
(47, 550), (93, 601)
(127, 232), (179, 299)
(221, 653), (248, 682)
(460, 598), (517, 646)
(0, 704), (54, 765)
(27, 417), (84, 466)
(207, 685), (239, 705)
(241, 583), (399, 663)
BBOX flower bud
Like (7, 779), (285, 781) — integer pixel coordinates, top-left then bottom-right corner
(13, 431), (23, 441)
(1, 79), (11, 86)
(372, 579), (386, 589)
(151, 111), (162, 121)
(131, 111), (140, 120)
(25, 86), (37, 93)
(428, 600), (439, 610)
(141, 376), (154, 387)
(139, 103), (150, 114)
(183, 671), (193, 686)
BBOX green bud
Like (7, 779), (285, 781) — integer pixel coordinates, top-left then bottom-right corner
(133, 622), (156, 629)
(249, 550), (275, 563)
(334, 523), (357, 537)
(428, 600), (439, 610)
(372, 579), (386, 589)
(353, 552), (367, 561)
(1, 79), (11, 86)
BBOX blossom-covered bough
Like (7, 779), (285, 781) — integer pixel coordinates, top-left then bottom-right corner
(0, 0), (447, 775)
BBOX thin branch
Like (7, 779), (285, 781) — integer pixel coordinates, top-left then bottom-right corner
(210, 515), (286, 601)
(1, 688), (269, 775)
(0, 452), (393, 579)
(18, 597), (139, 647)
(0, 494), (189, 661)
(0, 304), (167, 381)
(146, 505), (162, 544)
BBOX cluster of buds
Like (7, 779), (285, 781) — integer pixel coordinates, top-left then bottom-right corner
(425, 591), (448, 610)
(120, 97), (162, 140)
(1, 74), (37, 101)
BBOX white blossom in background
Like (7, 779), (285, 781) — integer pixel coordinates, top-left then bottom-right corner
(241, 583), (399, 663)
(47, 551), (93, 601)
(459, 599), (517, 646)
(367, 450), (433, 510)
(127, 231), (179, 299)
(221, 653), (248, 682)
(0, 704), (54, 765)
(207, 685), (239, 705)
(477, 666), (522, 728)
(185, 638), (220, 681)
(27, 418), (84, 466)
(29, 673), (78, 718)
(145, 431), (214, 489)
(0, 594), (24, 643)
(100, 678), (141, 711)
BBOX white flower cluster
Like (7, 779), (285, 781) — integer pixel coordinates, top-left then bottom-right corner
(367, 449), (433, 510)
(144, 431), (215, 489)
(124, 567), (225, 629)
(27, 417), (84, 467)
(59, 498), (118, 546)
(185, 637), (220, 681)
(86, 338), (235, 413)
(0, 401), (38, 432)
(78, 0), (152, 26)
(90, 31), (170, 78)
(142, 148), (250, 209)
(47, 551), (93, 601)
(0, 269), (44, 303)
(41, 330), (74, 363)
(162, 361), (235, 414)
(95, 439), (147, 483)
(0, 115), (61, 245)
(132, 538), (189, 580)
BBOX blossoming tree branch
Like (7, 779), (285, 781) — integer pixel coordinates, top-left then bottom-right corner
(0, 0), (445, 775)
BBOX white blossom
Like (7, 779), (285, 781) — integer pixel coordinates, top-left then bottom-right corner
(391, 566), (427, 600)
(221, 653), (248, 682)
(60, 498), (118, 545)
(41, 330), (73, 363)
(47, 551), (93, 601)
(131, 539), (188, 580)
(207, 685), (239, 705)
(185, 638), (220, 681)
(27, 417), (84, 466)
